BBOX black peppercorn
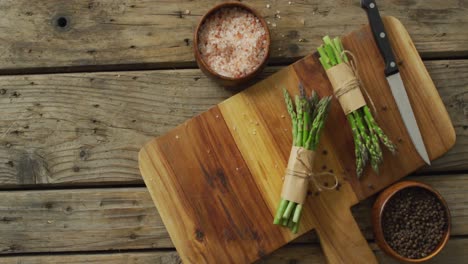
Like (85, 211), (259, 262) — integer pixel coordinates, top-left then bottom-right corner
(381, 187), (448, 259)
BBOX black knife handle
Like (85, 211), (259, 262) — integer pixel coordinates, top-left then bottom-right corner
(361, 0), (398, 76)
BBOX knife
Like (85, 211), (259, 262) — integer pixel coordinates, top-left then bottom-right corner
(361, 0), (431, 165)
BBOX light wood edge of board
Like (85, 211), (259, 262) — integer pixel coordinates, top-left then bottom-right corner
(217, 92), (297, 241)
(383, 16), (456, 155)
(138, 141), (197, 264)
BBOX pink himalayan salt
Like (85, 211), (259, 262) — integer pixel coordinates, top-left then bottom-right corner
(198, 7), (268, 78)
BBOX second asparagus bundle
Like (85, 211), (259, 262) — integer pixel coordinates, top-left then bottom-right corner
(317, 36), (396, 177)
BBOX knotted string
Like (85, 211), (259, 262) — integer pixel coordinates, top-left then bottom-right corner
(334, 50), (378, 116)
(283, 148), (338, 192)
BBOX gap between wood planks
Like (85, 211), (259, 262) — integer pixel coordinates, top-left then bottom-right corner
(0, 171), (466, 191)
(0, 56), (466, 77)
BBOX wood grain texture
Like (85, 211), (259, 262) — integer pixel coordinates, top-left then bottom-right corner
(3, 237), (468, 264)
(0, 60), (465, 187)
(0, 174), (466, 255)
(140, 106), (287, 263)
(139, 17), (454, 263)
(0, 0), (466, 73)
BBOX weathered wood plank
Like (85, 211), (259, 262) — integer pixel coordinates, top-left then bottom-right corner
(1, 251), (182, 264)
(2, 238), (468, 264)
(0, 60), (465, 187)
(0, 174), (466, 254)
(0, 188), (172, 254)
(0, 0), (466, 73)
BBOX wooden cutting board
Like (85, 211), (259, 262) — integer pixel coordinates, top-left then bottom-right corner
(138, 17), (455, 264)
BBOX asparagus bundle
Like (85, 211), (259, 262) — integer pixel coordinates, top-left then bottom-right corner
(273, 84), (332, 233)
(317, 36), (396, 177)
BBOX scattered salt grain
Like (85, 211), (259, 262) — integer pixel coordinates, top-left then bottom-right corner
(215, 114), (219, 118)
(197, 7), (268, 78)
(175, 135), (179, 139)
(267, 21), (271, 25)
(266, 4), (270, 8)
(276, 10), (280, 14)
(272, 23), (276, 27)
(299, 38), (305, 42)
(236, 167), (239, 171)
(288, 1), (292, 5)
(185, 9), (191, 15)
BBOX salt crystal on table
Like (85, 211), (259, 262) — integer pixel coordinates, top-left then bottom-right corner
(197, 7), (268, 78)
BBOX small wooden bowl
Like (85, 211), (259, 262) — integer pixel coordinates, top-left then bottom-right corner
(372, 181), (451, 263)
(193, 2), (271, 88)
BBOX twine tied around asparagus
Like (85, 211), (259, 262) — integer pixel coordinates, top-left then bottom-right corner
(331, 50), (377, 116)
(283, 147), (338, 192)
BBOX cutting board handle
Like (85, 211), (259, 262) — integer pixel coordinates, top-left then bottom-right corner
(316, 208), (377, 264)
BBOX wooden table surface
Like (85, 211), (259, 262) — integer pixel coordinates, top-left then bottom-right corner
(0, 1), (466, 263)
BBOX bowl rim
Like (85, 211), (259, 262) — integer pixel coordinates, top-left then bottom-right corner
(193, 2), (271, 82)
(372, 180), (451, 263)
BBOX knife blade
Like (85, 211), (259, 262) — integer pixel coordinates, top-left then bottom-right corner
(361, 0), (430, 165)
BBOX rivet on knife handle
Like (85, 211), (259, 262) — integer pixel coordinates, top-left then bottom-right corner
(361, 0), (398, 77)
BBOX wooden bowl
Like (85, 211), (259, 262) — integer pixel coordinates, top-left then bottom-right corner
(372, 181), (451, 263)
(193, 2), (271, 88)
